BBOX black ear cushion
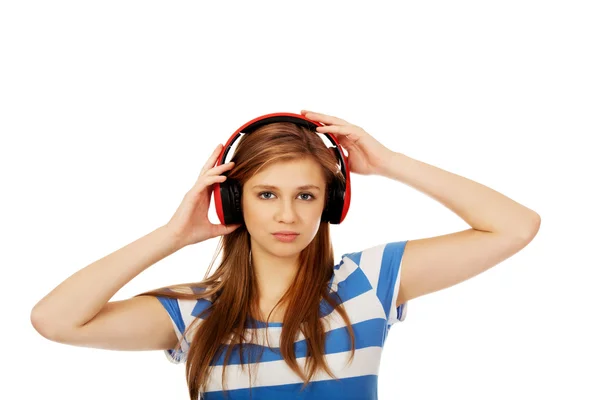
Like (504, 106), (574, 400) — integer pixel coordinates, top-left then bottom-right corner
(321, 178), (346, 224)
(220, 179), (243, 225)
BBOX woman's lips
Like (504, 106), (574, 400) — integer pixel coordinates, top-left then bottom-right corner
(272, 233), (299, 243)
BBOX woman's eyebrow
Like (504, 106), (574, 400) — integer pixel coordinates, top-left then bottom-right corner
(252, 184), (321, 191)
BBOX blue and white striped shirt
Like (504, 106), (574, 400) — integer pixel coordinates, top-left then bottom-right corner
(157, 240), (408, 399)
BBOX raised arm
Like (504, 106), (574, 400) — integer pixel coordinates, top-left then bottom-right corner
(30, 145), (240, 351)
(30, 226), (183, 350)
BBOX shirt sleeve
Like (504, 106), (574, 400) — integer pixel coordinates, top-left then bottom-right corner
(342, 240), (409, 327)
(155, 294), (212, 364)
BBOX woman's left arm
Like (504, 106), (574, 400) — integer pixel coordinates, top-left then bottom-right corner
(379, 151), (540, 239)
(301, 110), (540, 305)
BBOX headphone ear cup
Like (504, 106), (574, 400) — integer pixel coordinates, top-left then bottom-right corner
(219, 178), (243, 225)
(321, 178), (345, 224)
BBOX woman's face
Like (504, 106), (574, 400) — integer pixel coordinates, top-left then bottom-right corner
(242, 157), (327, 257)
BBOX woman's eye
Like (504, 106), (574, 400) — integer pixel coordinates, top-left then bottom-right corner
(258, 192), (274, 200)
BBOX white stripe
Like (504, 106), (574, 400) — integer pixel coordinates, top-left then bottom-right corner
(333, 254), (360, 284)
(354, 244), (385, 291)
(179, 298), (200, 341)
(388, 255), (408, 324)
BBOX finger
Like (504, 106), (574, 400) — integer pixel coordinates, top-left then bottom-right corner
(205, 161), (235, 176)
(301, 111), (349, 126)
(196, 163), (233, 186)
(213, 222), (242, 236)
(315, 124), (351, 136)
(193, 173), (227, 191)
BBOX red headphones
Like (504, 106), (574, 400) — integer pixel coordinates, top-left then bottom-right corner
(213, 112), (351, 225)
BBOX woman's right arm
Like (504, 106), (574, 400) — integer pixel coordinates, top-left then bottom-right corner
(30, 225), (185, 351)
(31, 144), (241, 351)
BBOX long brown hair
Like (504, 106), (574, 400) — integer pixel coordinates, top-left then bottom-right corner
(137, 122), (356, 399)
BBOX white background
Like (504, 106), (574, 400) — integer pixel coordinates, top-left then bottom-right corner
(2, 1), (598, 399)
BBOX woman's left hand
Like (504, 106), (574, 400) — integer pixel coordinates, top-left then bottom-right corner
(300, 110), (394, 176)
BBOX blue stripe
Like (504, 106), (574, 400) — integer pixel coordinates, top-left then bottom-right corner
(376, 241), (407, 321)
(192, 298), (213, 319)
(156, 296), (185, 336)
(212, 317), (387, 366)
(321, 266), (374, 315)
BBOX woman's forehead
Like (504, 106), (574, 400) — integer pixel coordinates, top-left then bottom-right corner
(247, 159), (325, 189)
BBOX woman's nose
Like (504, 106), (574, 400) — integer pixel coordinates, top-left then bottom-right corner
(275, 200), (297, 222)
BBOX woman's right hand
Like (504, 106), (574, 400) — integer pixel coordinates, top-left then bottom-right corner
(165, 144), (242, 248)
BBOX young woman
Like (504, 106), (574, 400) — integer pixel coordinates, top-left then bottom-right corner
(30, 110), (541, 399)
